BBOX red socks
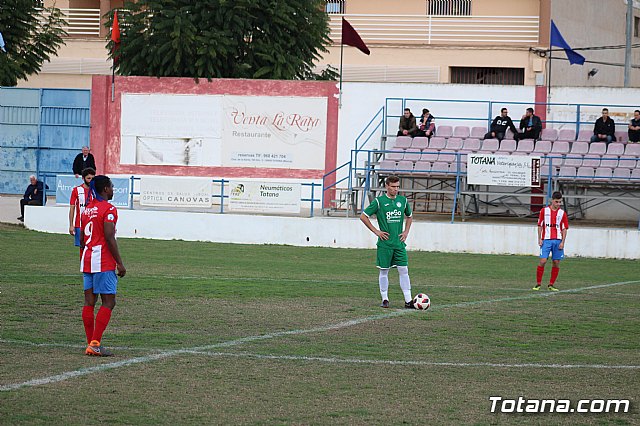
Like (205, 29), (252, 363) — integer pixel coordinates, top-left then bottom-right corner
(82, 306), (95, 344)
(550, 267), (560, 285)
(536, 266), (544, 285)
(91, 306), (112, 343)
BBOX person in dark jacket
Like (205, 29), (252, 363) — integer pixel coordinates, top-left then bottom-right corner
(397, 108), (418, 137)
(515, 108), (542, 141)
(415, 108), (436, 138)
(628, 110), (640, 143)
(484, 108), (518, 141)
(590, 108), (616, 144)
(18, 175), (49, 221)
(73, 146), (97, 177)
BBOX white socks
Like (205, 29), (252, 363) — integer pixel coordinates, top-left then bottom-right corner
(397, 266), (412, 303)
(378, 268), (389, 301)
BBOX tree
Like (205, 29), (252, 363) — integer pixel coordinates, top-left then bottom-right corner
(109, 0), (337, 80)
(0, 0), (67, 87)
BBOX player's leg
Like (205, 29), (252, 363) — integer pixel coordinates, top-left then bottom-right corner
(393, 248), (413, 306)
(548, 241), (564, 291)
(87, 271), (117, 356)
(534, 241), (552, 290)
(376, 247), (393, 307)
(82, 274), (97, 344)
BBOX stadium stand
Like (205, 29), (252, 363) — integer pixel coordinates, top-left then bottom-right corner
(453, 126), (470, 139)
(539, 128), (558, 141)
(470, 126), (486, 138)
(557, 129), (576, 141)
(437, 126), (453, 138)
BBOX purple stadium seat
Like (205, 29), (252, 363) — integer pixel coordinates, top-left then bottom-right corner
(563, 156), (583, 167)
(557, 129), (576, 141)
(430, 161), (450, 174)
(570, 141), (589, 155)
(576, 166), (595, 180)
(413, 161), (431, 174)
(460, 138), (481, 153)
(606, 143), (625, 156)
(618, 157), (637, 169)
(479, 139), (499, 153)
(612, 168), (631, 181)
(453, 126), (470, 138)
(624, 143), (640, 157)
(496, 139), (517, 154)
(615, 131), (628, 143)
(421, 149), (439, 162)
(515, 139), (535, 154)
(385, 150), (404, 161)
(437, 152), (456, 163)
(378, 160), (397, 171)
(403, 148), (422, 162)
(558, 166), (577, 179)
(505, 128), (516, 140)
(428, 137), (447, 150)
(533, 140), (552, 154)
(550, 141), (570, 155)
(540, 128), (558, 141)
(588, 142), (607, 156)
(631, 168), (640, 180)
(576, 130), (593, 142)
(411, 137), (429, 150)
(600, 155), (618, 168)
(437, 126), (453, 138)
(594, 167), (613, 180)
(392, 136), (412, 149)
(470, 127), (486, 138)
(445, 137), (464, 151)
(396, 160), (414, 172)
(582, 156), (600, 168)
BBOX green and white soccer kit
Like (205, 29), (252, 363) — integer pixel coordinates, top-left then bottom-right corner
(363, 194), (412, 268)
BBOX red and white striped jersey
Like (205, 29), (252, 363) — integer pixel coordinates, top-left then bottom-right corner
(538, 206), (569, 240)
(80, 199), (118, 273)
(70, 184), (92, 228)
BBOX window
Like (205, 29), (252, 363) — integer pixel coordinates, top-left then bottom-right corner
(635, 16), (640, 37)
(427, 0), (472, 16)
(325, 0), (345, 14)
(450, 67), (525, 85)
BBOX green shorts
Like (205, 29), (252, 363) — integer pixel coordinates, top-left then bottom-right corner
(376, 246), (408, 269)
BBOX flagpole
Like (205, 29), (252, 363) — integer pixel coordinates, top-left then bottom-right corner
(111, 66), (115, 102)
(547, 38), (552, 114)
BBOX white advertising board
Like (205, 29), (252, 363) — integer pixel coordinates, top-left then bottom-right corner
(139, 176), (213, 208)
(467, 154), (541, 187)
(228, 181), (301, 214)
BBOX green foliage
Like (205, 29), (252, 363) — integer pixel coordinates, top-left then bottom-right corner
(108, 0), (336, 80)
(0, 0), (67, 87)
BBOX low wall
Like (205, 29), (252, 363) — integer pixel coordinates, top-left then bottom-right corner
(23, 205), (640, 259)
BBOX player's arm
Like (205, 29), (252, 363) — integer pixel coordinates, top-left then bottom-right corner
(537, 225), (544, 246)
(68, 205), (76, 235)
(104, 222), (126, 277)
(79, 224), (85, 250)
(399, 215), (412, 242)
(559, 228), (567, 250)
(360, 213), (388, 240)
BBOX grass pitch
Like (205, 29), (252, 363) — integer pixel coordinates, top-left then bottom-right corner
(0, 223), (638, 425)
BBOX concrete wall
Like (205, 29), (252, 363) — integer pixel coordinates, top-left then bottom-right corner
(23, 205), (640, 259)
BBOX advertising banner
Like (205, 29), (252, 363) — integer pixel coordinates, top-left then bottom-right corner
(56, 175), (130, 207)
(467, 154), (541, 187)
(139, 176), (213, 208)
(228, 181), (301, 214)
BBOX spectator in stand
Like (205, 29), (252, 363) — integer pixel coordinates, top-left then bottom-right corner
(515, 108), (542, 141)
(18, 175), (49, 222)
(590, 108), (616, 144)
(484, 108), (518, 142)
(73, 146), (97, 178)
(397, 108), (418, 137)
(415, 108), (436, 138)
(628, 110), (640, 143)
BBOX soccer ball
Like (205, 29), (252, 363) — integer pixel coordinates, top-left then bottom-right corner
(412, 293), (430, 310)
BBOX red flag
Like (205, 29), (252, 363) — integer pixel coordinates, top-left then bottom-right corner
(111, 11), (121, 44)
(341, 18), (370, 55)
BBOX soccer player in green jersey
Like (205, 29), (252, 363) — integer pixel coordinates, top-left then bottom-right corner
(360, 175), (414, 309)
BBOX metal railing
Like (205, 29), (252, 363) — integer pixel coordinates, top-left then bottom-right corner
(41, 8), (101, 36)
(329, 14), (539, 44)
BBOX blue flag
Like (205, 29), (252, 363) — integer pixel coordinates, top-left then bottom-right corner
(550, 20), (585, 65)
(0, 32), (6, 52)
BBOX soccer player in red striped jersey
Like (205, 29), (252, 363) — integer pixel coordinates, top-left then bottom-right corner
(69, 167), (95, 248)
(533, 191), (568, 291)
(79, 175), (126, 356)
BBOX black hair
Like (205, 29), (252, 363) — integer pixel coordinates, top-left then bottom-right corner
(526, 107), (534, 113)
(92, 175), (112, 194)
(81, 167), (96, 178)
(551, 191), (563, 200)
(501, 108), (508, 113)
(386, 175), (400, 184)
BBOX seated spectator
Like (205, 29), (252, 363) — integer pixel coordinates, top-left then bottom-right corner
(484, 108), (518, 142)
(397, 108), (418, 137)
(515, 108), (542, 141)
(590, 108), (616, 144)
(628, 109), (640, 143)
(73, 146), (96, 178)
(18, 175), (49, 222)
(415, 108), (436, 138)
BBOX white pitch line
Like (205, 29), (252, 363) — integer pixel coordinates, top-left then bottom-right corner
(0, 339), (137, 351)
(186, 351), (640, 370)
(1, 279), (638, 392)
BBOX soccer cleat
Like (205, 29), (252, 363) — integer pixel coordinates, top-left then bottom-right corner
(548, 285), (559, 292)
(85, 340), (113, 357)
(532, 285), (541, 291)
(380, 300), (389, 308)
(404, 300), (415, 309)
